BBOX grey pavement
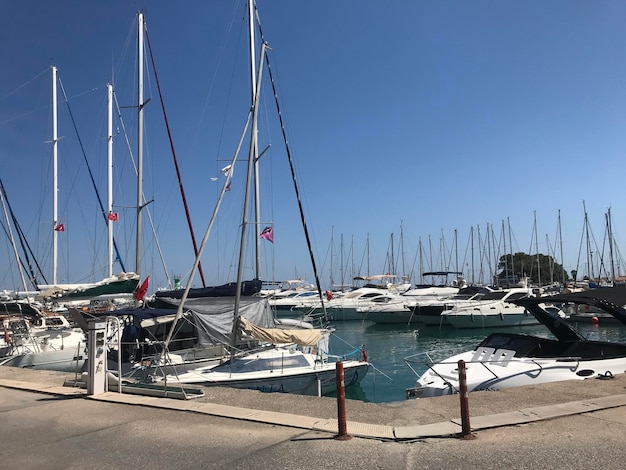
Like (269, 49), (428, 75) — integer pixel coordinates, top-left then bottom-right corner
(1, 367), (626, 469)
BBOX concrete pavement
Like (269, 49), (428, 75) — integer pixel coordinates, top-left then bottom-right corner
(1, 367), (626, 469)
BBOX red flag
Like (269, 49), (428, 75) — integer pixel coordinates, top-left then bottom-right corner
(54, 224), (65, 232)
(108, 212), (119, 222)
(134, 276), (150, 301)
(260, 226), (274, 243)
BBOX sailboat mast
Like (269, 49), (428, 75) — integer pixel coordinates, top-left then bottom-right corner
(135, 11), (144, 278)
(232, 42), (267, 348)
(249, 0), (262, 279)
(0, 185), (28, 292)
(51, 65), (58, 285)
(107, 83), (114, 278)
(507, 217), (514, 284)
(558, 210), (565, 283)
(534, 210), (541, 286)
(607, 208), (616, 282)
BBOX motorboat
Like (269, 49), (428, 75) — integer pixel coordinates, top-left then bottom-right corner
(0, 314), (86, 372)
(323, 275), (411, 321)
(269, 290), (322, 317)
(441, 287), (539, 328)
(358, 294), (416, 324)
(406, 286), (494, 326)
(405, 287), (626, 398)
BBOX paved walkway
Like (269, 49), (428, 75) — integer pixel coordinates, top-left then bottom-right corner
(2, 368), (626, 469)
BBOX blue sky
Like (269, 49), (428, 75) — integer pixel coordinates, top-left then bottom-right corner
(1, 1), (626, 294)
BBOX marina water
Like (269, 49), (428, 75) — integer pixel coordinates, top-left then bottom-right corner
(328, 320), (626, 403)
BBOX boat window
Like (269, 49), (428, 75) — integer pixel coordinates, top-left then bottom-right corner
(48, 318), (66, 327)
(506, 292), (531, 301)
(480, 291), (508, 300)
(211, 354), (311, 373)
(360, 293), (383, 300)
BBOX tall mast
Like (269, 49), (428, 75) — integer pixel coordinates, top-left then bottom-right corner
(107, 83), (114, 278)
(135, 11), (145, 279)
(340, 232), (344, 288)
(329, 226), (334, 289)
(507, 217), (514, 283)
(0, 184), (28, 292)
(249, 0), (261, 279)
(558, 209), (564, 283)
(400, 220), (406, 279)
(607, 208), (616, 282)
(534, 210), (541, 286)
(470, 226), (475, 285)
(232, 40), (267, 348)
(51, 65), (59, 284)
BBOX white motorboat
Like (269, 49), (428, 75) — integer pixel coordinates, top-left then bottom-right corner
(405, 287), (626, 398)
(358, 294), (415, 324)
(0, 315), (86, 372)
(441, 287), (539, 328)
(269, 290), (322, 317)
(324, 275), (411, 321)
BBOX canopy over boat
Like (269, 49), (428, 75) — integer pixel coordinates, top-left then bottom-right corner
(82, 297), (275, 346)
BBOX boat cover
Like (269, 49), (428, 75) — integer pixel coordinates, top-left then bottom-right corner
(155, 297), (275, 346)
(239, 317), (322, 347)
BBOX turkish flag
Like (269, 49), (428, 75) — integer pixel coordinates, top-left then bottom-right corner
(134, 276), (150, 301)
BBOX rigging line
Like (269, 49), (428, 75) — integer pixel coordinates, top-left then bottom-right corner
(144, 27), (206, 287)
(112, 91), (171, 288)
(56, 76), (128, 274)
(0, 179), (47, 288)
(262, 47), (327, 323)
(0, 67), (49, 102)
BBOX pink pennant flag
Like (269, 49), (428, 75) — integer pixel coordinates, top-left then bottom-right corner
(260, 226), (274, 243)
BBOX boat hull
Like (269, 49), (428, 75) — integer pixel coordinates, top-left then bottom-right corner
(412, 350), (626, 398)
(0, 347), (86, 372)
(444, 312), (539, 329)
(168, 361), (369, 396)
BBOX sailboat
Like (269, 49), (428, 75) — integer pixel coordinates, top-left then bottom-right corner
(112, 2), (369, 396)
(36, 66), (140, 305)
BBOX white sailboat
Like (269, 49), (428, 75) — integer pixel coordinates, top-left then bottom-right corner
(133, 1), (369, 396)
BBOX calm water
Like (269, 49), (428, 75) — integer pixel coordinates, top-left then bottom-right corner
(327, 319), (626, 403)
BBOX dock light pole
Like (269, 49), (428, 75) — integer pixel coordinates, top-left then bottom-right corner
(458, 360), (476, 439)
(334, 361), (352, 440)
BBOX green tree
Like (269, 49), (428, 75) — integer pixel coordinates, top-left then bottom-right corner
(497, 252), (568, 285)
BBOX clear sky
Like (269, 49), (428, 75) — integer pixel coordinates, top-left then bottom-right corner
(1, 1), (626, 294)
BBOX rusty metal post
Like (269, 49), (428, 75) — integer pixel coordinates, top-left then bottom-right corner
(334, 361), (352, 440)
(458, 359), (476, 439)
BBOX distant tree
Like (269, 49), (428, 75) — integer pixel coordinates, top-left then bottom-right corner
(497, 252), (568, 285)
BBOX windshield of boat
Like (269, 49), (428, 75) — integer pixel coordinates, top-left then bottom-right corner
(211, 353), (311, 373)
(480, 290), (530, 301)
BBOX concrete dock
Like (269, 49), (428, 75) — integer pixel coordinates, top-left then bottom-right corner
(1, 366), (625, 469)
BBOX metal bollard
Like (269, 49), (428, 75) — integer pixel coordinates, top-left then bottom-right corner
(458, 359), (476, 440)
(334, 361), (352, 440)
